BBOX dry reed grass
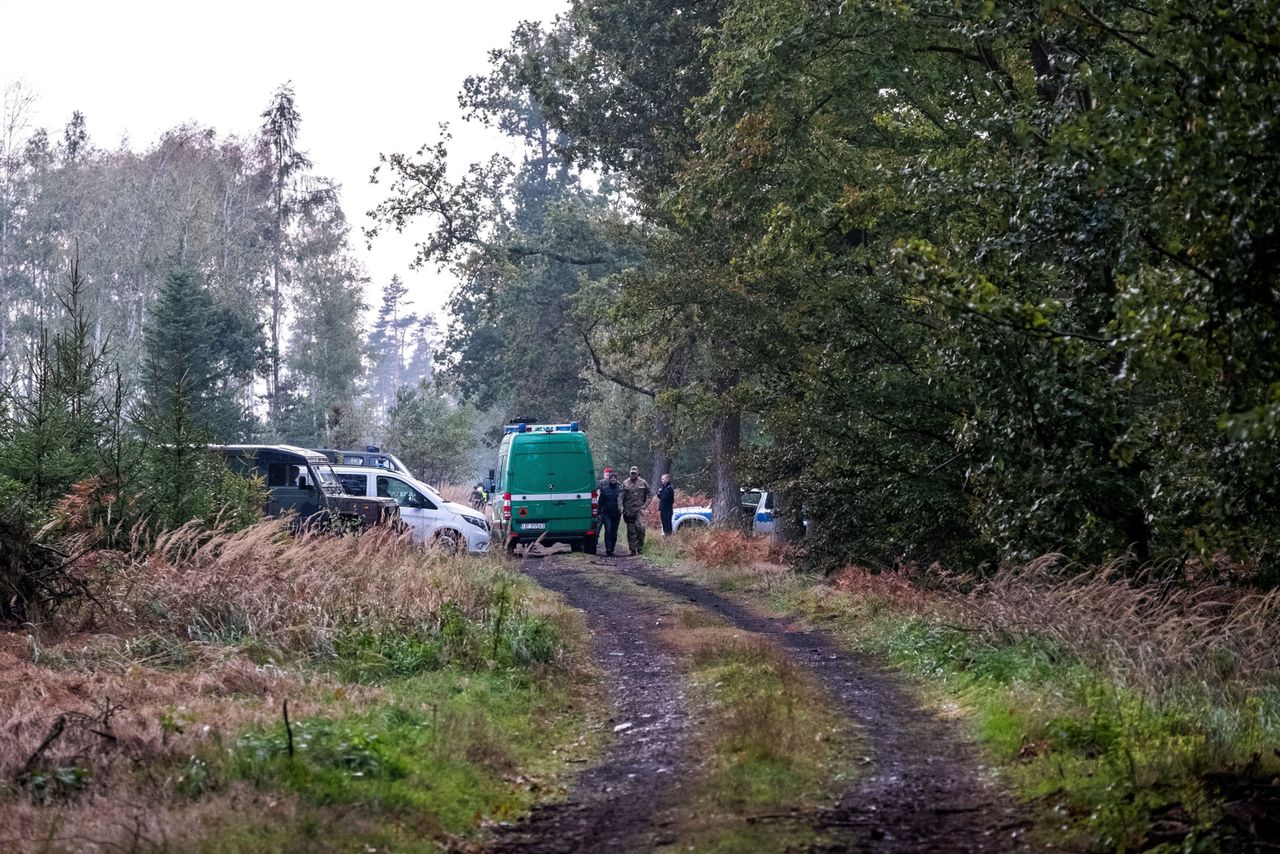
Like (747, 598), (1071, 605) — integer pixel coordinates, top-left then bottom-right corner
(436, 482), (475, 506)
(830, 556), (1280, 704)
(117, 520), (515, 659)
(1, 784), (297, 853)
(0, 518), (561, 852)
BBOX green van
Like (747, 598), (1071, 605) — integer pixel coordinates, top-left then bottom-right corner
(491, 422), (598, 552)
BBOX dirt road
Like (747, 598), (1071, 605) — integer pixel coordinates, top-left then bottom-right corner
(492, 554), (1029, 852)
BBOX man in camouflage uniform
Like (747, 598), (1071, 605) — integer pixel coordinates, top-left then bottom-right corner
(621, 466), (651, 555)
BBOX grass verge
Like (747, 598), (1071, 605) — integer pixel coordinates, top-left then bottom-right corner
(0, 521), (600, 853)
(663, 530), (1280, 851)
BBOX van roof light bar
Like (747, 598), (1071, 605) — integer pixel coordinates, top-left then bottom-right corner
(503, 422), (580, 434)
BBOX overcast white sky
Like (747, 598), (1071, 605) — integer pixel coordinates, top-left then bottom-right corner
(0, 0), (567, 322)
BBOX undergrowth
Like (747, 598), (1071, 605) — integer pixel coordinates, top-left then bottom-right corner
(0, 519), (595, 853)
(670, 541), (1280, 851)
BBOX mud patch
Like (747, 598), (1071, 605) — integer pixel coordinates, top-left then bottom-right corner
(616, 558), (1032, 852)
(485, 559), (692, 852)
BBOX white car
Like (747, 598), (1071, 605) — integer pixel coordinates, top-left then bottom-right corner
(331, 465), (490, 553)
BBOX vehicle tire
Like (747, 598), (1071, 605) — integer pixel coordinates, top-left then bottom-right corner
(675, 517), (707, 531)
(583, 533), (599, 554)
(433, 529), (462, 555)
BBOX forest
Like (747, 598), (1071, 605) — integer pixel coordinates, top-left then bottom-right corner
(1, 1), (1279, 849)
(367, 0), (1280, 577)
(4, 0), (1278, 576)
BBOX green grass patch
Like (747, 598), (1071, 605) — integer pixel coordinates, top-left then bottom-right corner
(642, 534), (682, 568)
(663, 626), (861, 851)
(211, 667), (590, 848)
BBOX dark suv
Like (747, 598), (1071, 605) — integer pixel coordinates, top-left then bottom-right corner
(313, 447), (410, 474)
(212, 444), (400, 530)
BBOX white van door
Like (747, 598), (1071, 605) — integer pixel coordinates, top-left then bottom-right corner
(376, 474), (440, 543)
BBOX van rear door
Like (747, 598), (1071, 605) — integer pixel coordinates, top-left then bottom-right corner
(508, 446), (593, 535)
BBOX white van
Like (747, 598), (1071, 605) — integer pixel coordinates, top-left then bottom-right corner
(331, 466), (490, 553)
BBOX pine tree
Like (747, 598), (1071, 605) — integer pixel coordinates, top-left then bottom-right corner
(259, 82), (312, 424)
(367, 275), (416, 415)
(142, 268), (257, 441)
(0, 257), (110, 505)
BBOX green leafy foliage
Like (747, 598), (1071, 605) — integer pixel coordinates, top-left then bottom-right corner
(386, 379), (478, 484)
(382, 0), (1280, 571)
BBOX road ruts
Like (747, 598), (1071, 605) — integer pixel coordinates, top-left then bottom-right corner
(485, 557), (692, 853)
(614, 557), (1032, 853)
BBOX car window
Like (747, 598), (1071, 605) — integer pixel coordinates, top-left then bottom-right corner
(377, 476), (436, 510)
(313, 464), (341, 488)
(337, 473), (367, 495)
(267, 462), (290, 488)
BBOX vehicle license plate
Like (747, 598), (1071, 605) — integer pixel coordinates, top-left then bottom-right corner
(522, 522), (546, 530)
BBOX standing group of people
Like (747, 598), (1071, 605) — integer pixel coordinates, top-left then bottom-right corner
(595, 467), (675, 556)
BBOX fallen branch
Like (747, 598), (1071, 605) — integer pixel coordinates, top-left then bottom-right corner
(283, 699), (294, 759)
(19, 715), (67, 780)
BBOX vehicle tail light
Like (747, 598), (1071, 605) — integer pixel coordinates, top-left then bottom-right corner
(502, 492), (511, 521)
(591, 489), (598, 517)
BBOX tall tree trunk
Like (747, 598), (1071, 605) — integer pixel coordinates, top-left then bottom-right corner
(649, 339), (688, 488)
(649, 414), (673, 490)
(710, 404), (742, 530)
(270, 205), (282, 425)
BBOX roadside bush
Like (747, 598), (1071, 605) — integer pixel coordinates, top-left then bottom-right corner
(686, 529), (769, 568)
(0, 508), (96, 626)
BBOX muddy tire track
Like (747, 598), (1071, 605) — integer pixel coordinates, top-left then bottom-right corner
(484, 558), (692, 853)
(613, 557), (1032, 852)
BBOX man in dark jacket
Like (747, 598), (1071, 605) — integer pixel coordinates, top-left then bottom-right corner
(597, 470), (623, 556)
(656, 472), (675, 536)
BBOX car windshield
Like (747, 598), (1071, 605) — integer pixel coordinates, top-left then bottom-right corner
(313, 463), (341, 488)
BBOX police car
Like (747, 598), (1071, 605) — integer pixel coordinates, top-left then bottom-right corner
(672, 490), (776, 533)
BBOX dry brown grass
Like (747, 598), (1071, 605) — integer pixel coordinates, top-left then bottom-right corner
(0, 518), (558, 852)
(685, 529), (770, 568)
(436, 482), (474, 506)
(829, 556), (1280, 703)
(2, 784), (299, 853)
(959, 558), (1280, 698)
(116, 520), (514, 658)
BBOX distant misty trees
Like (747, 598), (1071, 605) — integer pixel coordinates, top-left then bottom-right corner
(0, 80), (380, 448)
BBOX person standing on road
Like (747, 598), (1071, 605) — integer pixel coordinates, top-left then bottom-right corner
(621, 466), (651, 555)
(656, 473), (675, 536)
(598, 470), (623, 556)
